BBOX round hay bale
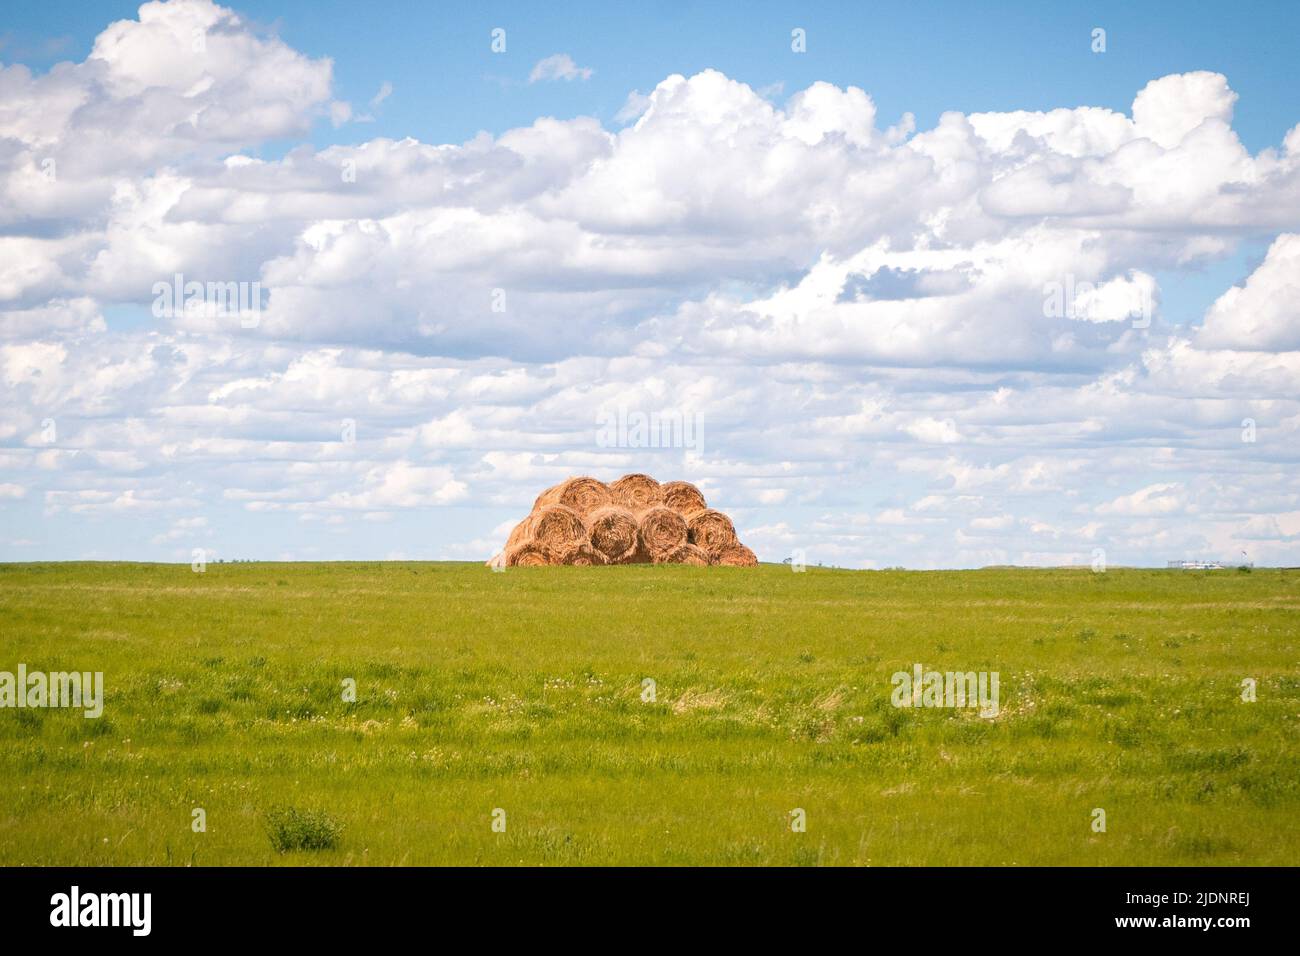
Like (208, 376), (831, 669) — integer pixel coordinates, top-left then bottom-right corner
(505, 518), (532, 552)
(530, 483), (558, 512)
(609, 473), (664, 512)
(625, 545), (653, 564)
(505, 542), (552, 567)
(662, 480), (707, 517)
(587, 505), (640, 564)
(534, 476), (611, 519)
(528, 504), (588, 556)
(712, 542), (758, 567)
(638, 505), (688, 561)
(558, 541), (607, 566)
(654, 543), (711, 566)
(686, 508), (738, 558)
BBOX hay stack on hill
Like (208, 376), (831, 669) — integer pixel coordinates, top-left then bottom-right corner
(489, 473), (757, 567)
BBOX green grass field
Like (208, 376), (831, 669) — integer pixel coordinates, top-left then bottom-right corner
(1, 562), (1296, 866)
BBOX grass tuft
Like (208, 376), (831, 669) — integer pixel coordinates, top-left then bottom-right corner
(265, 806), (343, 853)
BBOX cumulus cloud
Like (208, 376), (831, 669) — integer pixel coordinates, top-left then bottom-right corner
(1132, 71), (1238, 150)
(0, 2), (1298, 567)
(1197, 234), (1300, 350)
(614, 89), (651, 123)
(528, 53), (593, 83)
(0, 0), (332, 171)
(326, 461), (468, 510)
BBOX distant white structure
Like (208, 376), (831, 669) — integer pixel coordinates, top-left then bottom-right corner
(1166, 559), (1252, 570)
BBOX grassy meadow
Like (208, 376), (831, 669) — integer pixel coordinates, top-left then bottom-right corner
(0, 561), (1296, 866)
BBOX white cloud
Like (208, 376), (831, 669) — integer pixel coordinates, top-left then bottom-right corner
(970, 514), (1014, 531)
(328, 100), (352, 127)
(529, 53), (593, 84)
(903, 417), (962, 444)
(1132, 71), (1238, 150)
(0, 3), (1298, 567)
(326, 461), (469, 510)
(1097, 483), (1187, 516)
(615, 90), (651, 123)
(0, 298), (105, 340)
(1197, 234), (1300, 350)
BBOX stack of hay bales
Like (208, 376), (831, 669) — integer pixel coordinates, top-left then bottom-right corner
(490, 474), (758, 568)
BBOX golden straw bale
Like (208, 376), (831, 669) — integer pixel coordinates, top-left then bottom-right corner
(609, 473), (664, 512)
(638, 505), (688, 560)
(661, 480), (707, 517)
(534, 476), (611, 520)
(654, 543), (711, 566)
(528, 504), (589, 555)
(712, 542), (758, 567)
(558, 541), (607, 566)
(505, 542), (552, 566)
(493, 476), (756, 568)
(587, 505), (640, 564)
(505, 518), (532, 552)
(686, 508), (738, 559)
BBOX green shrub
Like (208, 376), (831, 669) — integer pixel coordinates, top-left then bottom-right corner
(264, 806), (343, 852)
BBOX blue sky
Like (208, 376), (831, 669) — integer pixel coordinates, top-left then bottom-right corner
(10, 0), (1294, 330)
(2, 0), (1299, 567)
(8, 0), (1300, 152)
